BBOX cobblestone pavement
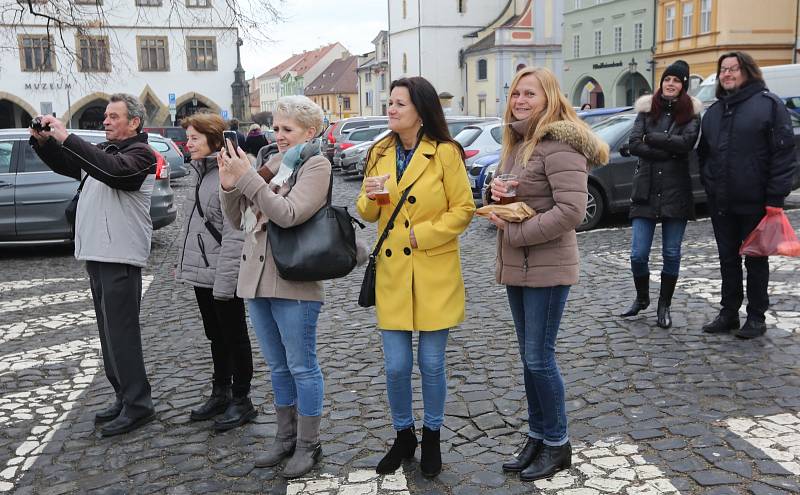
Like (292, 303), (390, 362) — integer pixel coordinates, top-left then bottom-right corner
(1, 172), (799, 495)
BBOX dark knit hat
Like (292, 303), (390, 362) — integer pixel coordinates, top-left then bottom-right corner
(660, 59), (690, 90)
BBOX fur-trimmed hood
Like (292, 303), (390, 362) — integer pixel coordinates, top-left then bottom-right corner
(634, 94), (703, 115)
(540, 120), (610, 167)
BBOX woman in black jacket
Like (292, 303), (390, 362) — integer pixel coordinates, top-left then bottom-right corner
(620, 60), (701, 328)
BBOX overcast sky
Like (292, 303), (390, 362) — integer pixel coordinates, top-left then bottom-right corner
(240, 0), (388, 78)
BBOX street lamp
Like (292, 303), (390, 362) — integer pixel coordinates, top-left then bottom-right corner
(337, 94), (343, 119)
(628, 58), (638, 105)
(503, 82), (510, 112)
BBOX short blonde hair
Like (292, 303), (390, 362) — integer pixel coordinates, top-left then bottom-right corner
(275, 95), (324, 134)
(249, 123), (260, 132)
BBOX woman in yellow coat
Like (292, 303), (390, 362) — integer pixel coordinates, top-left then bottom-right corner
(356, 76), (475, 478)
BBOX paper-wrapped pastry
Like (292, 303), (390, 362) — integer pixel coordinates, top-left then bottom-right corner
(475, 202), (536, 222)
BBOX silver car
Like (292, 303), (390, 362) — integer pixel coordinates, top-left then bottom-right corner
(336, 126), (389, 172)
(148, 133), (189, 179)
(454, 121), (504, 167)
(0, 129), (177, 245)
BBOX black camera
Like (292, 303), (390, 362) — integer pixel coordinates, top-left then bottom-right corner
(30, 117), (51, 132)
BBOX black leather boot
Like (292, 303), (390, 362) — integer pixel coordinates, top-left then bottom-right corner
(734, 317), (767, 339)
(656, 273), (678, 329)
(502, 437), (543, 472)
(702, 311), (740, 334)
(419, 426), (441, 478)
(620, 275), (650, 317)
(190, 384), (231, 421)
(376, 427), (418, 474)
(213, 396), (257, 431)
(520, 442), (572, 482)
(95, 399), (123, 424)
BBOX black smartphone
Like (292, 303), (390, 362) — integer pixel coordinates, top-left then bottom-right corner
(223, 130), (238, 150)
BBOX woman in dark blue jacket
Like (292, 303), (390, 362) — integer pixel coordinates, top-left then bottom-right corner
(620, 60), (701, 328)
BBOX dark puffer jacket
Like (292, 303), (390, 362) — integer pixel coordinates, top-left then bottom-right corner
(628, 94), (701, 220)
(698, 80), (797, 214)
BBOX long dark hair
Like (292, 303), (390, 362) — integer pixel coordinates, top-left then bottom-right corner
(365, 76), (463, 174)
(715, 51), (764, 99)
(648, 88), (695, 126)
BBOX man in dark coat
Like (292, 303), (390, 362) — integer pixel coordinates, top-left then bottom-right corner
(698, 51), (797, 339)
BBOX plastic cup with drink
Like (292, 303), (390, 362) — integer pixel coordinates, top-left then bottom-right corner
(495, 174), (518, 204)
(371, 174), (391, 206)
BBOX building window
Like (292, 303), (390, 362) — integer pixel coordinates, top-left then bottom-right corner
(19, 35), (54, 71)
(575, 0), (581, 9)
(402, 53), (408, 73)
(593, 30), (602, 56)
(457, 0), (465, 13)
(682, 2), (693, 37)
(380, 73), (386, 89)
(137, 36), (169, 71)
(402, 0), (407, 19)
(700, 0), (711, 33)
(187, 37), (217, 70)
(186, 0), (210, 6)
(665, 5), (676, 40)
(365, 71), (372, 83)
(613, 26), (622, 53)
(572, 34), (580, 58)
(77, 35), (110, 72)
(633, 22), (643, 50)
(365, 91), (373, 107)
(477, 59), (487, 80)
(74, 0), (102, 4)
(343, 96), (351, 110)
(136, 0), (162, 5)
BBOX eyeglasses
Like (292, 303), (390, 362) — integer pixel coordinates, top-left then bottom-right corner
(720, 65), (741, 74)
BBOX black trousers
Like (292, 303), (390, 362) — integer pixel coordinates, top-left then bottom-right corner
(86, 261), (153, 418)
(710, 211), (770, 321)
(193, 287), (253, 398)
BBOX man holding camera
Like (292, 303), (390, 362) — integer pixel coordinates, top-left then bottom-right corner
(30, 93), (157, 436)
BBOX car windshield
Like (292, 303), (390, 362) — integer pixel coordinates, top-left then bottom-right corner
(591, 115), (634, 146)
(149, 141), (170, 152)
(692, 84), (717, 103)
(349, 127), (386, 142)
(455, 127), (481, 147)
(165, 128), (187, 141)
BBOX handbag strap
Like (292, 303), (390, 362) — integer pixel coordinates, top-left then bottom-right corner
(77, 174), (89, 192)
(194, 167), (223, 245)
(370, 187), (412, 259)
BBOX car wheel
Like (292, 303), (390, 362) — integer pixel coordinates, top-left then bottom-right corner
(578, 183), (604, 232)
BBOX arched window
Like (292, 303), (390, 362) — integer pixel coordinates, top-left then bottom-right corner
(403, 53), (408, 74)
(477, 59), (487, 80)
(402, 0), (407, 19)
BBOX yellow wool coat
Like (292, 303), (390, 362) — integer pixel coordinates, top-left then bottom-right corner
(356, 136), (475, 331)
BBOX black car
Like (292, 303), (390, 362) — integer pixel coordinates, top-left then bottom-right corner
(582, 111), (800, 231)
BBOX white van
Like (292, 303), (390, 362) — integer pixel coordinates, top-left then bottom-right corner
(690, 63), (800, 104)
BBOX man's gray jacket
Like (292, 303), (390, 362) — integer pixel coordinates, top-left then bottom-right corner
(31, 132), (156, 268)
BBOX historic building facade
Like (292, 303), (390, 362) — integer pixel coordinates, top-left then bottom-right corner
(305, 55), (361, 122)
(357, 31), (390, 117)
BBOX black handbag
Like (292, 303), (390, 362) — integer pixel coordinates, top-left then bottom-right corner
(630, 160), (651, 203)
(358, 187), (412, 308)
(267, 166), (365, 282)
(65, 174), (89, 236)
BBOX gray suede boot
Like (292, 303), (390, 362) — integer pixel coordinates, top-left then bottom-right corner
(281, 415), (322, 479)
(254, 405), (297, 468)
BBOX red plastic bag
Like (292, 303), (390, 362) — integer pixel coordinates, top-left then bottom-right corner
(739, 207), (800, 257)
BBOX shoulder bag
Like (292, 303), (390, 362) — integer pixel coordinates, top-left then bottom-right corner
(358, 187), (412, 308)
(194, 171), (222, 245)
(267, 162), (365, 282)
(65, 174), (89, 237)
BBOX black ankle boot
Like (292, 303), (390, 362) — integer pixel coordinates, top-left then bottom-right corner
(702, 311), (740, 334)
(520, 442), (571, 482)
(419, 426), (441, 478)
(502, 437), (543, 472)
(620, 275), (650, 317)
(656, 273), (678, 329)
(376, 427), (417, 474)
(190, 384), (231, 421)
(213, 396), (257, 431)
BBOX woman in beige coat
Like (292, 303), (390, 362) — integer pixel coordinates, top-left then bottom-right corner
(218, 95), (330, 479)
(485, 67), (608, 482)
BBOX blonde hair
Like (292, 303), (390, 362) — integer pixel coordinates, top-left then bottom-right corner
(275, 95), (324, 134)
(500, 67), (589, 171)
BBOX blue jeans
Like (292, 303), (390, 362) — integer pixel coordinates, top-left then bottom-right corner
(247, 298), (324, 417)
(507, 285), (570, 447)
(381, 329), (449, 431)
(630, 217), (688, 277)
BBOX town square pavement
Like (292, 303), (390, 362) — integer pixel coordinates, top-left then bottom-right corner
(1, 173), (799, 495)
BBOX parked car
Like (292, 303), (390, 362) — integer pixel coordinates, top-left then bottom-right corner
(143, 126), (190, 161)
(577, 106), (633, 125)
(454, 121), (504, 167)
(0, 129), (177, 245)
(466, 151), (500, 205)
(333, 125), (388, 170)
(147, 133), (189, 179)
(322, 116), (389, 161)
(446, 116), (502, 137)
(344, 129), (393, 176)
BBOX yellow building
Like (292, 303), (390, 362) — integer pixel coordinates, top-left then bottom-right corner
(654, 0), (799, 83)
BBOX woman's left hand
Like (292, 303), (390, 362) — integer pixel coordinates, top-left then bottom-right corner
(218, 140), (251, 190)
(409, 227), (418, 248)
(487, 212), (508, 230)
